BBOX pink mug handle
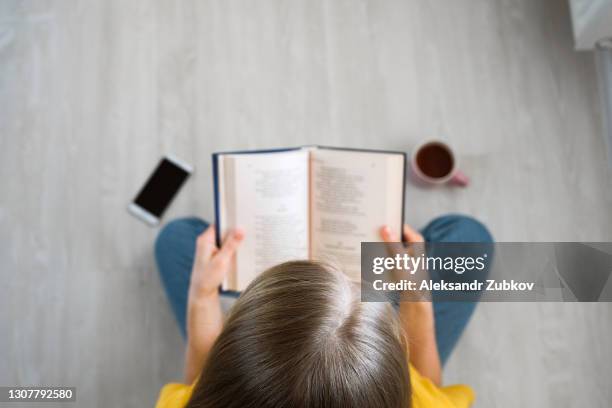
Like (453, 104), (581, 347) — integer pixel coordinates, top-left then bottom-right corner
(450, 170), (469, 187)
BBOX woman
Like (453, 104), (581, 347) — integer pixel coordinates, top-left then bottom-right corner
(154, 215), (492, 407)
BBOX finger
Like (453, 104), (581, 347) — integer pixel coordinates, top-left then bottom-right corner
(379, 225), (400, 243)
(403, 224), (424, 243)
(380, 225), (406, 259)
(215, 228), (244, 263)
(196, 226), (217, 262)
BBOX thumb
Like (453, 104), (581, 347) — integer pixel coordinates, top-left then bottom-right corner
(380, 225), (400, 243)
(379, 225), (405, 258)
(215, 228), (244, 263)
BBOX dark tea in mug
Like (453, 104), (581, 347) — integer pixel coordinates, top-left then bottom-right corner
(415, 142), (454, 179)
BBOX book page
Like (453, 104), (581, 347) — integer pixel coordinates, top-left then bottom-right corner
(309, 149), (404, 281)
(219, 150), (309, 291)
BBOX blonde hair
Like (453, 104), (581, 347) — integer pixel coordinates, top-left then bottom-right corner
(187, 261), (411, 408)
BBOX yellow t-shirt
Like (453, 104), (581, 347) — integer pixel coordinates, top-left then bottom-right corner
(155, 365), (474, 408)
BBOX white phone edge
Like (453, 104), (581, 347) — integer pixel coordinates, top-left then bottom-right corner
(165, 154), (194, 174)
(128, 202), (160, 226)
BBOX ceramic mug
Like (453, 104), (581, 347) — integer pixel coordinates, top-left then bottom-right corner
(411, 140), (469, 186)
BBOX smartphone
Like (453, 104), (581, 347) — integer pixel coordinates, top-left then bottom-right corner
(128, 155), (193, 226)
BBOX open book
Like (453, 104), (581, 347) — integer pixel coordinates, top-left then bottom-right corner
(213, 146), (406, 292)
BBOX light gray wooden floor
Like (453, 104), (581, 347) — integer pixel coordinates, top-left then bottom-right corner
(1, 0), (611, 407)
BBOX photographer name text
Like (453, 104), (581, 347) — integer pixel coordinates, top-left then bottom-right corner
(373, 279), (535, 292)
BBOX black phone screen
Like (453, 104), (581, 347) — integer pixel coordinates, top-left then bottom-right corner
(133, 158), (190, 217)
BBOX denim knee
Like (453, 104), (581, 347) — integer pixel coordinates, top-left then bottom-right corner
(448, 214), (493, 243)
(154, 217), (207, 265)
(155, 219), (185, 260)
(423, 214), (494, 243)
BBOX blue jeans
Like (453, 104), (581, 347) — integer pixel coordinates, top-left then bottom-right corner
(155, 214), (493, 365)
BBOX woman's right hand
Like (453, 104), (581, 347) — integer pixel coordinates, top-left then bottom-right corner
(379, 224), (430, 301)
(380, 224), (424, 244)
(380, 223), (441, 385)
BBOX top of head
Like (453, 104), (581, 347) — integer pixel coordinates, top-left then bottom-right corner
(189, 260), (411, 408)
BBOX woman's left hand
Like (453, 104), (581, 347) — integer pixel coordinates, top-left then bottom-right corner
(189, 226), (244, 301)
(184, 225), (244, 384)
